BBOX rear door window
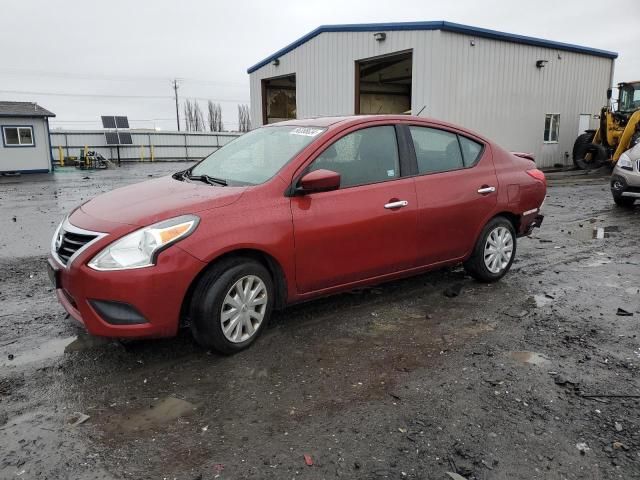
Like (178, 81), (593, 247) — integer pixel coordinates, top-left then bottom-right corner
(409, 127), (464, 174)
(309, 126), (400, 188)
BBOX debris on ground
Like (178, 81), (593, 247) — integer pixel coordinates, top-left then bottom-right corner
(443, 284), (463, 298)
(552, 374), (580, 390)
(303, 454), (313, 466)
(446, 472), (468, 480)
(576, 442), (590, 454)
(68, 412), (90, 426)
(616, 308), (633, 316)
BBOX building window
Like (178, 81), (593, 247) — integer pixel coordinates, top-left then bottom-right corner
(2, 126), (34, 147)
(543, 114), (560, 143)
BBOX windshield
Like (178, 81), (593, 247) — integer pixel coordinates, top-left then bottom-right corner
(618, 82), (640, 112)
(189, 126), (325, 185)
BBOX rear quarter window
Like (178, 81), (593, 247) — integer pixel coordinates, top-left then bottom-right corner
(459, 136), (483, 167)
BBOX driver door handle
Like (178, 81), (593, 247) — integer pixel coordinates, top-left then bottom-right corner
(384, 200), (409, 209)
(477, 186), (496, 194)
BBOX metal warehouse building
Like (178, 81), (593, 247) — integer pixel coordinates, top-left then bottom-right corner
(248, 21), (617, 168)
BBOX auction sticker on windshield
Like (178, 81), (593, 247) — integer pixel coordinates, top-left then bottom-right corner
(290, 127), (323, 137)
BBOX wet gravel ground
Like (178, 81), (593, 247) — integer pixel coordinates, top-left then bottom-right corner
(0, 164), (639, 480)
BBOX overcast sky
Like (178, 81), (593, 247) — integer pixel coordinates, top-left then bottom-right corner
(2, 0), (638, 131)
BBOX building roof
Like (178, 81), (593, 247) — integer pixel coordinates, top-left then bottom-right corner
(0, 101), (56, 118)
(247, 21), (618, 74)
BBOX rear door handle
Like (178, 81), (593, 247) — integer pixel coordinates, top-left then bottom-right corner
(384, 200), (408, 209)
(477, 186), (496, 194)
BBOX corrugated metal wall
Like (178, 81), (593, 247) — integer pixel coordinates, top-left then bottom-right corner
(250, 30), (440, 127)
(431, 31), (612, 168)
(249, 30), (613, 168)
(49, 130), (240, 163)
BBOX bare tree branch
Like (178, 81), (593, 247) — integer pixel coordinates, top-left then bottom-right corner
(238, 104), (251, 132)
(193, 102), (205, 132)
(207, 101), (223, 132)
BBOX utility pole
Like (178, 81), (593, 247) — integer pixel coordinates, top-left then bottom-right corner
(172, 79), (180, 131)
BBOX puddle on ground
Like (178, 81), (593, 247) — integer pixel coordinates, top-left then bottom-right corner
(510, 351), (550, 366)
(1, 337), (75, 367)
(585, 258), (612, 267)
(533, 295), (554, 307)
(1, 334), (110, 367)
(64, 334), (110, 352)
(565, 222), (619, 241)
(112, 396), (196, 432)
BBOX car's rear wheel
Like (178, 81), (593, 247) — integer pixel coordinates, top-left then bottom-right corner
(190, 257), (274, 354)
(464, 217), (517, 282)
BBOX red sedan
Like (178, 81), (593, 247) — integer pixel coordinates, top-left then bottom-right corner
(48, 115), (545, 353)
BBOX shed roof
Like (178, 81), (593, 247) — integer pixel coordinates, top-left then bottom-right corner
(247, 21), (618, 74)
(0, 101), (56, 118)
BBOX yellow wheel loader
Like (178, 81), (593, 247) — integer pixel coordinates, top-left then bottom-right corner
(573, 81), (640, 170)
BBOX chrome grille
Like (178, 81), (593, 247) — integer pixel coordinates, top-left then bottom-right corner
(52, 219), (104, 267)
(56, 230), (97, 265)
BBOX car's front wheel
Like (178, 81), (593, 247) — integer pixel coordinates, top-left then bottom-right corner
(190, 257), (274, 354)
(613, 195), (635, 207)
(464, 217), (517, 282)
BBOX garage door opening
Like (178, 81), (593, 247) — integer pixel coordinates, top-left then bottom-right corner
(356, 51), (412, 115)
(262, 74), (297, 124)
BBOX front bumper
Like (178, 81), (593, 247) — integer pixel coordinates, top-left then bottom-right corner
(49, 239), (206, 339)
(611, 173), (640, 198)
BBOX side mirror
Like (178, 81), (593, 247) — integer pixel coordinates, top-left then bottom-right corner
(296, 169), (340, 194)
(607, 88), (612, 100)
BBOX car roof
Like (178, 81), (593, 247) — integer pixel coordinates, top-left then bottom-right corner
(264, 116), (363, 127)
(263, 115), (489, 142)
(265, 115), (432, 128)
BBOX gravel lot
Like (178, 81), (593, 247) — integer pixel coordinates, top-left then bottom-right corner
(1, 164), (639, 480)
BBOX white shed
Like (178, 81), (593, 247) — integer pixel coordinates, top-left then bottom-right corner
(0, 101), (55, 173)
(247, 21), (617, 168)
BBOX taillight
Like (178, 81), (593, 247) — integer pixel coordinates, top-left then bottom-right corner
(526, 168), (546, 184)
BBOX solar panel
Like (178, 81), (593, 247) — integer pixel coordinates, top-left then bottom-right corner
(105, 132), (119, 145)
(115, 116), (129, 129)
(118, 132), (133, 144)
(101, 116), (116, 128)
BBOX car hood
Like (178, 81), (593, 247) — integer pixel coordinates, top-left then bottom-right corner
(80, 175), (246, 226)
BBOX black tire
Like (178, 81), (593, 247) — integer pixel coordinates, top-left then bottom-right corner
(613, 195), (636, 208)
(190, 257), (274, 354)
(573, 141), (607, 170)
(572, 132), (594, 160)
(464, 216), (517, 283)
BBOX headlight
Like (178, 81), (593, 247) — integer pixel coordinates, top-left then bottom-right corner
(617, 154), (633, 170)
(88, 215), (199, 271)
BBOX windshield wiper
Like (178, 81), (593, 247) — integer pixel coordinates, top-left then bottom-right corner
(188, 174), (228, 186)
